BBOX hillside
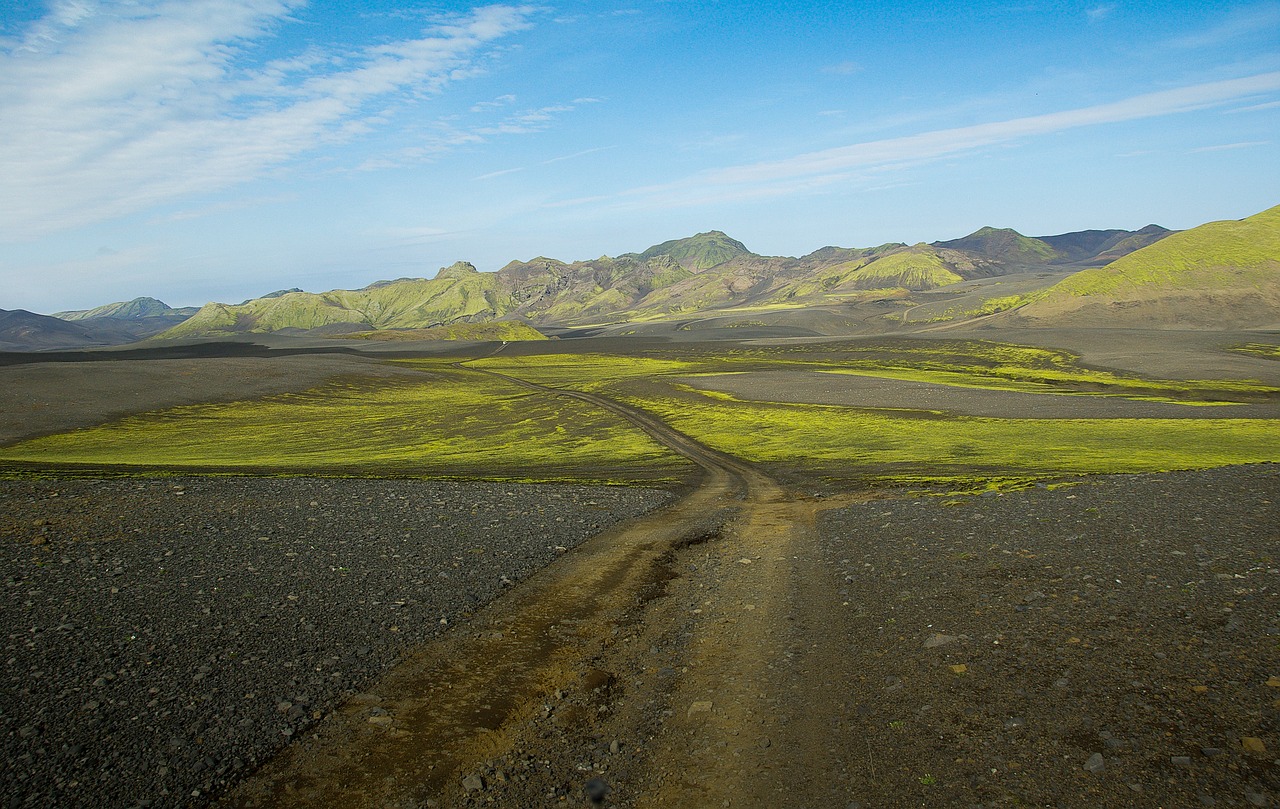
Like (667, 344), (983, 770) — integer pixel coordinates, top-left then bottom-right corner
(154, 226), (1082, 340)
(54, 297), (199, 321)
(1012, 204), (1280, 328)
(2, 215), (1220, 348)
(934, 223), (1171, 268)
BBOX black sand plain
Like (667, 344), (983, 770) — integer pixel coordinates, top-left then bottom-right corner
(0, 322), (1277, 807)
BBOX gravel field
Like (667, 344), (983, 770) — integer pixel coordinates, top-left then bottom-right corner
(0, 476), (671, 808)
(810, 464), (1280, 807)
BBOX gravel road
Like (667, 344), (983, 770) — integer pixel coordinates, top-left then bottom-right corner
(0, 476), (671, 808)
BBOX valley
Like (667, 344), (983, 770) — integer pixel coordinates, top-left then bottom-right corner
(1, 316), (1278, 807)
(1, 202), (1278, 807)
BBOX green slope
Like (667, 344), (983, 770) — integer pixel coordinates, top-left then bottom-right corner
(160, 263), (514, 338)
(1015, 203), (1280, 328)
(636, 230), (753, 271)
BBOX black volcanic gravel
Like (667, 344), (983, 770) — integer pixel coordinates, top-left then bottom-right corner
(0, 477), (671, 807)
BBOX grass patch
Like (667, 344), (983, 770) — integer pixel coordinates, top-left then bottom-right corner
(617, 382), (1279, 481)
(1230, 343), (1280, 361)
(0, 370), (688, 484)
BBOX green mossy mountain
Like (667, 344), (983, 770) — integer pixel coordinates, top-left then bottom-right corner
(54, 297), (199, 321)
(633, 230), (752, 271)
(135, 207), (1280, 341)
(1012, 205), (1280, 328)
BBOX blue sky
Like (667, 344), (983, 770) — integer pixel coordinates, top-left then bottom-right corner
(1, 1), (1278, 313)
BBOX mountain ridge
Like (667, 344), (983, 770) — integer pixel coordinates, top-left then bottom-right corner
(14, 208), (1275, 351)
(158, 223), (1180, 341)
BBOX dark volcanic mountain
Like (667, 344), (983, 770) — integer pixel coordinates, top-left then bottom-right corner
(0, 309), (112, 351)
(933, 224), (1172, 268)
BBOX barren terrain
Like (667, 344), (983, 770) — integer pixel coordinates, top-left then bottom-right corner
(1, 325), (1277, 808)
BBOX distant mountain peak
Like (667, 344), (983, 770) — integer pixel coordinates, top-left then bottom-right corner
(54, 296), (176, 321)
(435, 261), (479, 280)
(636, 231), (753, 271)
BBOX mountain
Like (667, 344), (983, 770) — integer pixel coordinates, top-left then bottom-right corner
(632, 230), (753, 271)
(153, 220), (1201, 340)
(0, 308), (110, 351)
(6, 215), (1227, 350)
(934, 224), (1172, 268)
(1011, 205), (1280, 328)
(48, 296), (200, 343)
(54, 296), (197, 321)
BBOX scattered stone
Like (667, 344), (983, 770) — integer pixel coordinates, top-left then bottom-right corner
(462, 773), (486, 793)
(1171, 755), (1192, 767)
(1242, 737), (1268, 755)
(584, 777), (609, 804)
(1083, 752), (1106, 774)
(923, 633), (959, 649)
(687, 701), (714, 718)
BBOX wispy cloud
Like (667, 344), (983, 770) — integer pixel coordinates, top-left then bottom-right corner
(361, 97), (602, 170)
(822, 61), (861, 76)
(1085, 5), (1115, 22)
(571, 72), (1280, 211)
(473, 145), (617, 181)
(0, 1), (537, 240)
(1188, 140), (1271, 153)
(1169, 1), (1280, 48)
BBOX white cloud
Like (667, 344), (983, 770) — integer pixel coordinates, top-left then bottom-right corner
(1169, 2), (1280, 49)
(822, 61), (861, 76)
(1188, 140), (1271, 153)
(0, 1), (536, 240)
(359, 97), (602, 170)
(579, 72), (1280, 211)
(1085, 5), (1115, 22)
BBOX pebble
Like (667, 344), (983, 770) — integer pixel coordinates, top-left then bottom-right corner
(1083, 752), (1106, 774)
(0, 477), (669, 808)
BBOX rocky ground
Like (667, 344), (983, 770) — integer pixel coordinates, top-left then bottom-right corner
(0, 477), (671, 808)
(442, 464), (1279, 809)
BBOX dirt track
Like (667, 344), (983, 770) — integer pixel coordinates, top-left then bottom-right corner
(3, 334), (1277, 807)
(222, 361), (1280, 809)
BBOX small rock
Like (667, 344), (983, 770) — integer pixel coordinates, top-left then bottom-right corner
(923, 633), (958, 649)
(462, 774), (485, 793)
(609, 740), (621, 754)
(584, 777), (609, 804)
(1243, 737), (1268, 755)
(1083, 752), (1106, 774)
(1201, 747), (1225, 757)
(1171, 755), (1192, 767)
(688, 701), (713, 717)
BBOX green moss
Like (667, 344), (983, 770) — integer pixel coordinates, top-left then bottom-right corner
(1230, 343), (1280, 360)
(0, 370), (688, 483)
(617, 382), (1279, 479)
(343, 321), (545, 341)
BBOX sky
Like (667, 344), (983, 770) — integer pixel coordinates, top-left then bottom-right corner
(1, 1), (1278, 313)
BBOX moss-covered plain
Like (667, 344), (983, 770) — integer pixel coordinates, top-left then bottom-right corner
(473, 339), (1278, 404)
(3, 336), (1274, 486)
(469, 341), (1279, 485)
(619, 381), (1279, 484)
(0, 369), (688, 483)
